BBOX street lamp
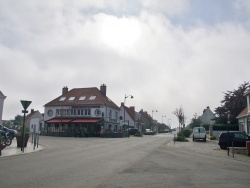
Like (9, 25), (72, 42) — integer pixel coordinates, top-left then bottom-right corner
(151, 110), (158, 132)
(227, 111), (230, 156)
(124, 94), (133, 137)
(162, 115), (166, 124)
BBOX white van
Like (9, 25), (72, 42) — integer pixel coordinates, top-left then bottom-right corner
(193, 127), (206, 142)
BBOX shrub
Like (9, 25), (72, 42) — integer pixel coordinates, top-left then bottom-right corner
(209, 136), (216, 140)
(182, 129), (192, 138)
(175, 132), (188, 142)
(134, 133), (143, 137)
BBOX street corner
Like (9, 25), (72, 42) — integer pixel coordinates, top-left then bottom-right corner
(0, 140), (44, 157)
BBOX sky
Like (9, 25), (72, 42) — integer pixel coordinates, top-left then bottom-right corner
(1, 0), (250, 128)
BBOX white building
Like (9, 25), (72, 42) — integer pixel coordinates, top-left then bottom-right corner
(44, 84), (120, 136)
(199, 106), (216, 126)
(237, 90), (250, 135)
(0, 91), (6, 124)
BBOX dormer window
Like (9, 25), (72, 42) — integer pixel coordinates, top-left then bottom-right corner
(59, 97), (66, 101)
(79, 96), (86, 101)
(69, 97), (75, 101)
(89, 96), (96, 100)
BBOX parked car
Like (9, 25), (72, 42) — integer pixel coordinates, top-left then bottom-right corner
(218, 131), (250, 149)
(145, 129), (152, 133)
(193, 127), (206, 142)
(0, 124), (17, 140)
(129, 128), (140, 135)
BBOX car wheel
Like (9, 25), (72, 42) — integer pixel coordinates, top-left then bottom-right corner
(193, 136), (195, 142)
(220, 144), (227, 150)
(204, 135), (206, 142)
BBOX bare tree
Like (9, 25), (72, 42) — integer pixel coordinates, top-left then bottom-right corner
(173, 106), (186, 132)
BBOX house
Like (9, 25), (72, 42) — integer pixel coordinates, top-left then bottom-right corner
(237, 90), (250, 135)
(199, 106), (216, 126)
(0, 91), (6, 124)
(120, 103), (136, 130)
(43, 84), (120, 137)
(26, 109), (44, 133)
(138, 109), (153, 132)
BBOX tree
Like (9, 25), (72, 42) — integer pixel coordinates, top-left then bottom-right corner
(13, 114), (23, 126)
(188, 113), (202, 129)
(214, 81), (250, 125)
(173, 106), (187, 131)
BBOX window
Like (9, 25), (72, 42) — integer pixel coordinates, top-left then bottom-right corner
(89, 96), (96, 100)
(85, 109), (91, 116)
(59, 97), (66, 101)
(108, 110), (112, 117)
(79, 96), (86, 101)
(69, 97), (75, 101)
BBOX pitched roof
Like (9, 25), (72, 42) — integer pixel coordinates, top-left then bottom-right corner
(0, 91), (6, 97)
(124, 106), (136, 121)
(236, 107), (249, 119)
(44, 87), (119, 110)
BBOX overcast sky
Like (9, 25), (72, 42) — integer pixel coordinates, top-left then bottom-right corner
(1, 0), (250, 128)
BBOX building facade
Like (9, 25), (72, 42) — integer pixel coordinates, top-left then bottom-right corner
(0, 91), (6, 124)
(237, 90), (250, 135)
(199, 106), (216, 126)
(43, 84), (120, 137)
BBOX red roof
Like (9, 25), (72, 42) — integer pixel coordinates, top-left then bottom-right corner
(237, 107), (249, 118)
(71, 119), (100, 123)
(44, 87), (119, 110)
(47, 119), (73, 123)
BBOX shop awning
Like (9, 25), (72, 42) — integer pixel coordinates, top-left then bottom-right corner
(47, 119), (72, 123)
(71, 119), (100, 123)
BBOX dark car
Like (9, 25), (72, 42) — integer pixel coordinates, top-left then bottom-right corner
(0, 124), (17, 140)
(129, 128), (140, 135)
(218, 131), (250, 149)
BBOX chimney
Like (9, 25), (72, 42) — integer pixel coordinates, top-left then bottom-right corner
(100, 84), (107, 96)
(62, 86), (68, 95)
(130, 106), (135, 111)
(31, 109), (34, 113)
(121, 102), (124, 107)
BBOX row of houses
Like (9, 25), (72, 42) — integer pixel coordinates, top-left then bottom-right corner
(26, 84), (157, 137)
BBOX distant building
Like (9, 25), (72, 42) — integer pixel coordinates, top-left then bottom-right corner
(26, 109), (44, 133)
(237, 90), (250, 135)
(0, 91), (6, 124)
(138, 109), (153, 131)
(120, 103), (136, 129)
(199, 106), (216, 126)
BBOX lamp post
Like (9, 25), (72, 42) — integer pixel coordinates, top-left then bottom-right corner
(168, 119), (171, 128)
(20, 100), (32, 153)
(152, 110), (158, 132)
(227, 111), (230, 156)
(162, 115), (166, 124)
(124, 94), (133, 137)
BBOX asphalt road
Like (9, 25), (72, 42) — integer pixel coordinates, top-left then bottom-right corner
(0, 134), (250, 188)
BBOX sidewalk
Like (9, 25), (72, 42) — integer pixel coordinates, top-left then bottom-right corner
(168, 137), (250, 163)
(0, 138), (43, 158)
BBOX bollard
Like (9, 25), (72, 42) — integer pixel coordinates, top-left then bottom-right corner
(232, 142), (234, 158)
(246, 141), (250, 156)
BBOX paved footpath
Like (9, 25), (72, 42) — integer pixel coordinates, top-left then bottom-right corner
(0, 138), (43, 157)
(168, 137), (250, 163)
